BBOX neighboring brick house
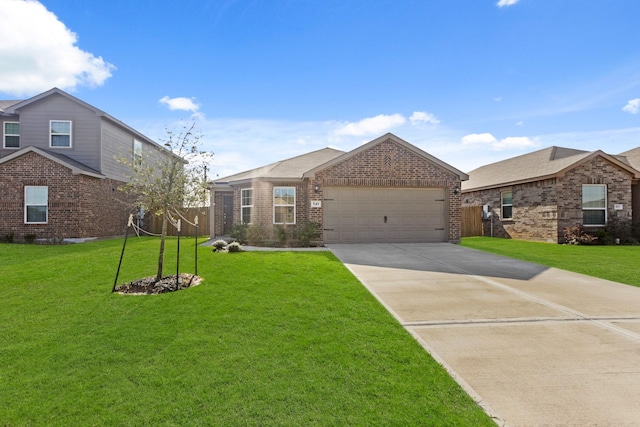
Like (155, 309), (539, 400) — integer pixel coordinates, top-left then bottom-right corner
(0, 88), (173, 242)
(461, 146), (640, 243)
(210, 133), (468, 244)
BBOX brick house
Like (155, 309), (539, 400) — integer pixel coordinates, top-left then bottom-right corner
(461, 146), (640, 243)
(210, 133), (468, 244)
(0, 88), (173, 242)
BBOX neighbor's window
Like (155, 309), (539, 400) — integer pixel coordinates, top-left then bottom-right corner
(133, 139), (143, 167)
(241, 188), (253, 224)
(50, 120), (72, 147)
(273, 187), (295, 224)
(501, 191), (513, 219)
(4, 122), (19, 148)
(582, 184), (606, 226)
(25, 186), (48, 224)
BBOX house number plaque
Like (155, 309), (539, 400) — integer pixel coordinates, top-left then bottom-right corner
(311, 201), (322, 208)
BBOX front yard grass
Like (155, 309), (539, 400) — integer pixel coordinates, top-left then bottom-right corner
(0, 237), (493, 426)
(461, 236), (640, 287)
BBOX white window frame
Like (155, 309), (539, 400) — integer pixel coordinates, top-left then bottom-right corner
(273, 186), (296, 224)
(24, 186), (48, 224)
(133, 139), (143, 167)
(582, 184), (607, 226)
(241, 188), (253, 224)
(50, 120), (72, 148)
(3, 121), (20, 149)
(501, 190), (513, 220)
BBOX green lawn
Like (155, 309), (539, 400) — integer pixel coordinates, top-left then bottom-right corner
(0, 238), (493, 426)
(461, 237), (640, 287)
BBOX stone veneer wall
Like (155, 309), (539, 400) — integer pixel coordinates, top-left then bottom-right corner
(310, 138), (463, 242)
(0, 152), (133, 242)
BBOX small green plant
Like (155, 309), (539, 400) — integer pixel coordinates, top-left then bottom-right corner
(24, 234), (37, 244)
(230, 223), (248, 244)
(296, 222), (320, 246)
(227, 241), (243, 253)
(273, 224), (289, 247)
(246, 224), (266, 245)
(211, 239), (228, 252)
(3, 232), (14, 243)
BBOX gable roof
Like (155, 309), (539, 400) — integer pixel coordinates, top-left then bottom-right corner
(619, 146), (640, 171)
(3, 88), (174, 157)
(304, 133), (469, 180)
(214, 147), (345, 185)
(463, 146), (640, 192)
(0, 146), (105, 178)
(0, 100), (21, 114)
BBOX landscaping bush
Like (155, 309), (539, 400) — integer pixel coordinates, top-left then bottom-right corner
(227, 241), (243, 252)
(229, 223), (248, 244)
(562, 225), (597, 245)
(211, 239), (228, 252)
(273, 224), (289, 247)
(2, 232), (14, 243)
(296, 222), (321, 246)
(246, 224), (266, 245)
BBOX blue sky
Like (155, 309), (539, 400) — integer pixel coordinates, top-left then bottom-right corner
(2, 0), (640, 177)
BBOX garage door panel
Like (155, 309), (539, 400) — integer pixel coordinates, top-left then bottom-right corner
(323, 187), (447, 243)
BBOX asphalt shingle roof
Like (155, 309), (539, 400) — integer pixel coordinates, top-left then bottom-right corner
(215, 147), (345, 183)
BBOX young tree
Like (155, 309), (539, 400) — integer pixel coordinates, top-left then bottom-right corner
(119, 122), (212, 282)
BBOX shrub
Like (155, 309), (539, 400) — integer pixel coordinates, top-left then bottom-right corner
(602, 218), (634, 244)
(227, 241), (243, 253)
(246, 224), (266, 245)
(2, 232), (14, 243)
(230, 224), (248, 244)
(211, 239), (228, 252)
(24, 234), (37, 244)
(296, 222), (320, 246)
(562, 225), (597, 245)
(273, 224), (289, 247)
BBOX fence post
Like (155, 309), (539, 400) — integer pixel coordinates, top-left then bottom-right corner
(113, 214), (134, 293)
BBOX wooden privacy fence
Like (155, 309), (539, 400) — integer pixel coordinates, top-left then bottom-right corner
(462, 205), (483, 237)
(147, 207), (210, 237)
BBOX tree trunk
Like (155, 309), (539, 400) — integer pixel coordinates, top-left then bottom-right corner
(156, 210), (168, 282)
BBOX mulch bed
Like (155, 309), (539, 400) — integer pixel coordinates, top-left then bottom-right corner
(114, 273), (202, 295)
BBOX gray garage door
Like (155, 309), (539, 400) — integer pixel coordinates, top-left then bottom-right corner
(323, 187), (447, 243)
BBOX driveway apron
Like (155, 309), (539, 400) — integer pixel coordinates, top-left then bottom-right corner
(328, 243), (640, 427)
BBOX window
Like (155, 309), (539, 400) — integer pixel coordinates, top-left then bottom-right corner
(25, 186), (48, 224)
(133, 139), (142, 167)
(241, 188), (253, 224)
(582, 184), (606, 226)
(273, 187), (295, 224)
(501, 191), (513, 219)
(4, 122), (19, 148)
(50, 120), (72, 147)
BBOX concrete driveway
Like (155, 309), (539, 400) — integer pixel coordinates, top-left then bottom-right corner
(328, 243), (640, 427)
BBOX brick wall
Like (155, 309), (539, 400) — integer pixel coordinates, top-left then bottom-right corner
(0, 152), (133, 242)
(312, 138), (463, 242)
(462, 156), (634, 243)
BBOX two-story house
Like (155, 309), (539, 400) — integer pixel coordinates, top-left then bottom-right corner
(0, 88), (172, 242)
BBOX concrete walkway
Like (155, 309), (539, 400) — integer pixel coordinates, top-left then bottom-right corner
(328, 243), (640, 427)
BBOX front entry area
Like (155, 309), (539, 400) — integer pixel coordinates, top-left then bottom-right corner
(322, 187), (447, 243)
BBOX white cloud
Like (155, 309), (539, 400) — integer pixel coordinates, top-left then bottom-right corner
(0, 0), (115, 97)
(497, 0), (519, 7)
(159, 96), (201, 113)
(622, 98), (640, 114)
(409, 111), (440, 125)
(334, 113), (406, 136)
(461, 133), (538, 151)
(516, 121), (524, 126)
(461, 133), (498, 146)
(493, 136), (538, 150)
